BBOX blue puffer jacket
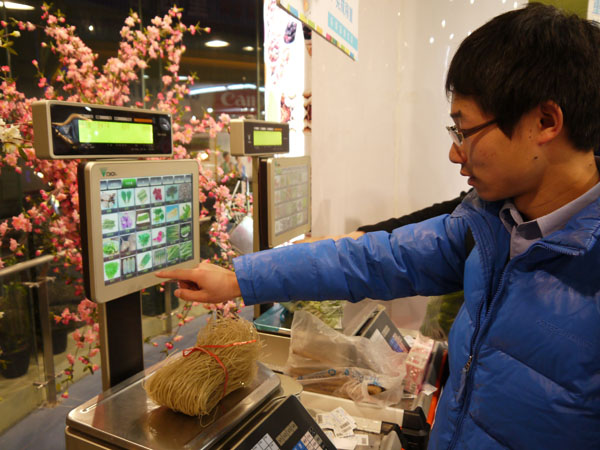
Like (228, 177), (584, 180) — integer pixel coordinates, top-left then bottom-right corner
(233, 192), (600, 449)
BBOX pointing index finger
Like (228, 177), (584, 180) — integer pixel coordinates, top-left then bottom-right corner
(155, 269), (196, 281)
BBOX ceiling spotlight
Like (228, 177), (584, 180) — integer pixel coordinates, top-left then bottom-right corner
(205, 39), (230, 48)
(0, 1), (35, 10)
(88, 25), (94, 32)
(242, 46), (254, 52)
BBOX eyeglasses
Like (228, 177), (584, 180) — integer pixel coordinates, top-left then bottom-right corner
(446, 118), (497, 146)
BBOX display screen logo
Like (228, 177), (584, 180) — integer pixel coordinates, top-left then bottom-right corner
(100, 168), (117, 177)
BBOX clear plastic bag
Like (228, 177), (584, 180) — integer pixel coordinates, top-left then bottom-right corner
(285, 310), (407, 406)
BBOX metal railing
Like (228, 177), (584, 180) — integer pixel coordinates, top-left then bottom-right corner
(0, 253), (59, 404)
(0, 253), (177, 405)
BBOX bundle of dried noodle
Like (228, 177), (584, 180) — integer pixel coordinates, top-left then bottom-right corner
(144, 316), (260, 416)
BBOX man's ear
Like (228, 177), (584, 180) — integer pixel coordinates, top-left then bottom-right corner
(537, 100), (563, 145)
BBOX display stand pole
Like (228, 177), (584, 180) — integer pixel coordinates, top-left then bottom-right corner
(98, 291), (144, 390)
(252, 157), (261, 256)
(252, 157), (273, 318)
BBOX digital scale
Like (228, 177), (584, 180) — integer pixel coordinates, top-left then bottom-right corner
(28, 102), (332, 450)
(65, 360), (335, 450)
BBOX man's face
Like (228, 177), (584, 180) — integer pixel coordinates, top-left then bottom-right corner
(448, 94), (544, 203)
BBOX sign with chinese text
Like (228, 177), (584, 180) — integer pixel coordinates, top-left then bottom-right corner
(277, 0), (359, 60)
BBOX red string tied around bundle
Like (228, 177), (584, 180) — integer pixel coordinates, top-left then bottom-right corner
(182, 339), (258, 400)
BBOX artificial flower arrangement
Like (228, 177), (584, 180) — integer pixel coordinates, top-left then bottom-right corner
(0, 4), (250, 397)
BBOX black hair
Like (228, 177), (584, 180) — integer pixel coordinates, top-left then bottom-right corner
(446, 3), (600, 151)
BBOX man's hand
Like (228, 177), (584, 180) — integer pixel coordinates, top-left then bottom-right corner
(156, 261), (241, 303)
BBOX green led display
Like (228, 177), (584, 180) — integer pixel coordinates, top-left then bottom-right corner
(253, 129), (282, 146)
(78, 120), (153, 144)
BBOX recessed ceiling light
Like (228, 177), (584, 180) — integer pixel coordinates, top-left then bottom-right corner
(205, 39), (230, 48)
(0, 1), (35, 10)
(88, 25), (94, 32)
(242, 46), (254, 52)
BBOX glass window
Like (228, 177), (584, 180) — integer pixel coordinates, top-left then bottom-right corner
(0, 0), (263, 222)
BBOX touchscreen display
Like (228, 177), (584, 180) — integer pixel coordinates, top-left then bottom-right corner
(266, 156), (311, 248)
(99, 173), (194, 285)
(272, 163), (310, 237)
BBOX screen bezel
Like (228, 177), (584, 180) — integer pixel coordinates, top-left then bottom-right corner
(81, 159), (200, 303)
(266, 156), (311, 247)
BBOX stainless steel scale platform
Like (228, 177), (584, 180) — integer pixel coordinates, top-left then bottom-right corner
(64, 358), (330, 449)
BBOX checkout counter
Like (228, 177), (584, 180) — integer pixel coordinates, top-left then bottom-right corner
(64, 303), (445, 450)
(52, 110), (444, 449)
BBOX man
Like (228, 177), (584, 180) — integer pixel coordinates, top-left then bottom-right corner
(158, 5), (600, 449)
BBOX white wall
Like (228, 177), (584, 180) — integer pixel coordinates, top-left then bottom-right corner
(309, 0), (526, 329)
(310, 0), (526, 237)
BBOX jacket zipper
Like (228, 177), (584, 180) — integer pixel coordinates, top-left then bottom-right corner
(446, 240), (579, 450)
(448, 270), (505, 450)
(447, 220), (494, 450)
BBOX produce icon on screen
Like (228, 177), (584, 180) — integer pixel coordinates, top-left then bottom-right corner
(166, 205), (179, 222)
(166, 225), (179, 243)
(120, 213), (134, 229)
(152, 187), (163, 202)
(136, 188), (149, 205)
(152, 207), (165, 223)
(102, 238), (119, 257)
(178, 183), (191, 201)
(153, 248), (167, 266)
(104, 261), (119, 279)
(166, 185), (178, 201)
(137, 232), (151, 248)
(120, 234), (136, 253)
(180, 224), (191, 238)
(179, 203), (191, 221)
(122, 256), (136, 275)
(102, 218), (117, 231)
(167, 245), (180, 262)
(100, 191), (117, 209)
(153, 230), (164, 244)
(119, 189), (133, 207)
(136, 210), (150, 225)
(138, 252), (151, 269)
(179, 241), (192, 260)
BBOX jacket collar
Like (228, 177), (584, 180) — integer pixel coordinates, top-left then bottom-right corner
(458, 190), (600, 255)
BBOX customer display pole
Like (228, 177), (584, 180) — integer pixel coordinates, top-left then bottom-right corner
(97, 292), (144, 389)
